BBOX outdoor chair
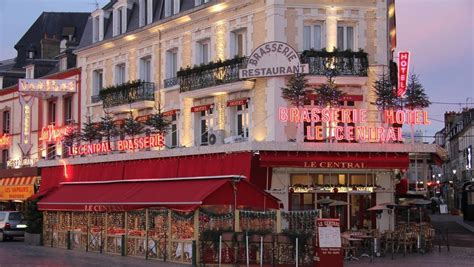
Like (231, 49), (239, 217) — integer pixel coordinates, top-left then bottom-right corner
(397, 232), (415, 256)
(424, 228), (435, 251)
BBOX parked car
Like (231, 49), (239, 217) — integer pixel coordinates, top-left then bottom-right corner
(0, 211), (26, 241)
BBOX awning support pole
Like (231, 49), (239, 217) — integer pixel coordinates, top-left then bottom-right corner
(193, 209), (200, 265)
(145, 209), (149, 260)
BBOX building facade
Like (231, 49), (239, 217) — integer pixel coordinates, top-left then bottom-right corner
(35, 0), (444, 232)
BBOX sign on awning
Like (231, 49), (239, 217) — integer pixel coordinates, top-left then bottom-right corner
(0, 176), (38, 201)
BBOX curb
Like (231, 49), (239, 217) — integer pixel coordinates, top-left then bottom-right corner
(455, 220), (474, 233)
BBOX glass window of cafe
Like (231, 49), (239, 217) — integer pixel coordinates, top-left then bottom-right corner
(289, 173), (376, 230)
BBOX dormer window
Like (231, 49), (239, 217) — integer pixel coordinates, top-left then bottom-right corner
(113, 0), (131, 36)
(92, 9), (105, 43)
(26, 65), (34, 79)
(165, 0), (180, 17)
(139, 0), (153, 27)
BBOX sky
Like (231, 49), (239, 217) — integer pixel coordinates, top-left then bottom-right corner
(0, 0), (473, 140)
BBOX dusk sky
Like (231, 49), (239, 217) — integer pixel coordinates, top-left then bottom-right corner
(0, 0), (472, 140)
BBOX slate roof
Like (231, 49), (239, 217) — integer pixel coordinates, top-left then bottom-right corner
(77, 0), (213, 50)
(14, 12), (90, 68)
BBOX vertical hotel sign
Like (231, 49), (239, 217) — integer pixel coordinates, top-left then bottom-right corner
(19, 95), (34, 155)
(397, 51), (410, 97)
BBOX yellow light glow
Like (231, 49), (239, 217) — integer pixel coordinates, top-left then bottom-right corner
(209, 3), (228, 13)
(124, 35), (136, 41)
(176, 15), (191, 24)
(388, 5), (395, 17)
(253, 132), (266, 142)
(212, 92), (227, 96)
(103, 42), (115, 49)
(214, 21), (226, 61)
(148, 26), (163, 33)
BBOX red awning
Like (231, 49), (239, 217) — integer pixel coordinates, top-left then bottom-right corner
(38, 176), (279, 212)
(259, 151), (409, 169)
(38, 152), (253, 196)
(191, 104), (213, 113)
(227, 98), (249, 107)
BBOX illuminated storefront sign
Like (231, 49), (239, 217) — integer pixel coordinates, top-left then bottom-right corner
(239, 41), (309, 79)
(19, 95), (34, 155)
(0, 185), (34, 201)
(7, 157), (38, 169)
(0, 134), (11, 148)
(397, 51), (410, 97)
(40, 124), (74, 143)
(303, 161), (366, 169)
(19, 78), (76, 94)
(68, 134), (164, 156)
(278, 107), (430, 142)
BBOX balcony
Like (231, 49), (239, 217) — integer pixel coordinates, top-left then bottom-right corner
(178, 57), (247, 93)
(300, 49), (369, 77)
(99, 81), (155, 109)
(163, 77), (179, 88)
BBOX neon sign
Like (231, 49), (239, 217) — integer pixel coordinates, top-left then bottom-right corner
(278, 107), (430, 143)
(397, 51), (410, 97)
(40, 124), (74, 143)
(68, 134), (164, 156)
(19, 95), (34, 155)
(0, 134), (11, 148)
(19, 79), (76, 93)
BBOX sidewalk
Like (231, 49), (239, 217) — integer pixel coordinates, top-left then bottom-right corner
(430, 214), (474, 233)
(345, 246), (474, 267)
(0, 239), (187, 267)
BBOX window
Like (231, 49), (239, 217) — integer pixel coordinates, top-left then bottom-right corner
(139, 0), (153, 26)
(115, 63), (126, 85)
(64, 97), (73, 125)
(235, 103), (249, 139)
(303, 24), (322, 50)
(59, 57), (68, 71)
(166, 114), (179, 148)
(195, 0), (210, 6)
(173, 0), (180, 15)
(166, 49), (178, 79)
(139, 56), (152, 82)
(198, 109), (214, 146)
(337, 25), (354, 50)
(2, 111), (10, 134)
(92, 69), (103, 98)
(48, 100), (57, 125)
(114, 7), (126, 36)
(197, 39), (210, 65)
(1, 149), (8, 169)
(0, 76), (3, 89)
(92, 15), (101, 43)
(165, 0), (172, 17)
(231, 29), (247, 57)
(47, 144), (56, 160)
(26, 66), (34, 79)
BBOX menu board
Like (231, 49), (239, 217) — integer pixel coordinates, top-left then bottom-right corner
(318, 225), (341, 248)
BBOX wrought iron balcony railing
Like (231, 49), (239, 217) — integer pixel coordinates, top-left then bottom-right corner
(91, 95), (101, 103)
(176, 50), (368, 92)
(178, 57), (247, 93)
(300, 49), (369, 77)
(163, 77), (178, 88)
(99, 81), (155, 109)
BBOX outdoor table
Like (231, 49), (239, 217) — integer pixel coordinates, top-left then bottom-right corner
(355, 235), (374, 259)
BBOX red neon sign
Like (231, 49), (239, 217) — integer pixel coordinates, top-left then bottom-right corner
(40, 124), (74, 143)
(0, 134), (11, 148)
(397, 51), (410, 97)
(68, 134), (164, 156)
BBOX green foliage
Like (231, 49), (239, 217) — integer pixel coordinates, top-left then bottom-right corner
(302, 47), (368, 58)
(282, 229), (314, 250)
(81, 115), (102, 144)
(177, 56), (246, 77)
(98, 80), (143, 99)
(281, 74), (310, 107)
(314, 76), (345, 107)
(373, 73), (401, 110)
(24, 200), (43, 234)
(122, 112), (144, 138)
(404, 73), (431, 110)
(145, 107), (171, 135)
(99, 111), (120, 144)
(62, 126), (80, 147)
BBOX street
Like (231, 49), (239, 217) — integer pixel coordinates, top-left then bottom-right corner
(0, 239), (186, 267)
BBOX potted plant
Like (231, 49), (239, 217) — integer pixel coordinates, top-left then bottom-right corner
(24, 199), (43, 245)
